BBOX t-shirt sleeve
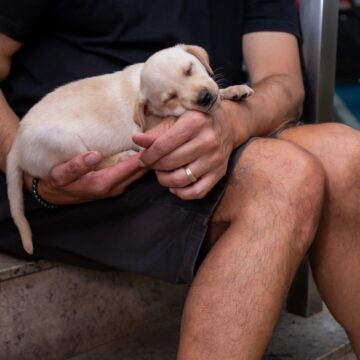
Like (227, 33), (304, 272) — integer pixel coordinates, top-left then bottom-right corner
(244, 0), (301, 40)
(0, 0), (52, 42)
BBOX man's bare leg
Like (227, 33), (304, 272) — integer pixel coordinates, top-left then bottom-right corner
(177, 138), (325, 360)
(280, 123), (360, 356)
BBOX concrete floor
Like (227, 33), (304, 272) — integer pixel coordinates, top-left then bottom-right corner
(71, 309), (356, 360)
(265, 310), (355, 360)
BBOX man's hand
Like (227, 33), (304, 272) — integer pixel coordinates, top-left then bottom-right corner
(133, 104), (246, 200)
(132, 33), (304, 203)
(24, 151), (148, 205)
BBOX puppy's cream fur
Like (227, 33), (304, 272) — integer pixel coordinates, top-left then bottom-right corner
(6, 44), (253, 254)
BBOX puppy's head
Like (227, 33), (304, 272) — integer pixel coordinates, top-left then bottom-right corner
(135, 45), (219, 129)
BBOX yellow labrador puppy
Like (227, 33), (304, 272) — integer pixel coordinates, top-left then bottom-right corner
(6, 44), (253, 254)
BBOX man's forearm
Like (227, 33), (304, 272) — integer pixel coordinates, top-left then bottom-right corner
(0, 89), (20, 172)
(248, 73), (304, 134)
(222, 73), (305, 148)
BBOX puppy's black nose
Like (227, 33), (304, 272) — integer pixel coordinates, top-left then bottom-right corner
(197, 89), (214, 107)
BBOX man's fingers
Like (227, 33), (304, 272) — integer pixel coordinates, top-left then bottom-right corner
(138, 111), (208, 167)
(169, 173), (218, 200)
(150, 132), (219, 171)
(133, 116), (177, 149)
(132, 133), (157, 149)
(87, 153), (148, 193)
(155, 153), (220, 188)
(146, 116), (177, 137)
(139, 123), (192, 166)
(45, 153), (147, 202)
(49, 151), (102, 187)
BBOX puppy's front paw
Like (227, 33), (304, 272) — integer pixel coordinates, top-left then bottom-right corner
(220, 84), (254, 101)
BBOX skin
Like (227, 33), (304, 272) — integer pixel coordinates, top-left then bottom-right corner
(176, 138), (325, 359)
(0, 30), (359, 358)
(279, 123), (360, 355)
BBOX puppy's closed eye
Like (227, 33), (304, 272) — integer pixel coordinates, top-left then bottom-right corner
(163, 92), (178, 103)
(184, 63), (193, 77)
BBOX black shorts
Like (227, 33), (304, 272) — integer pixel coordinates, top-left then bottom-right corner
(0, 140), (253, 284)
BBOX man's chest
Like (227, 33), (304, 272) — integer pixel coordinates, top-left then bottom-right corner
(49, 0), (211, 44)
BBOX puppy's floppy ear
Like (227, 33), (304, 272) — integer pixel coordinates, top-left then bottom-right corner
(179, 44), (214, 76)
(134, 95), (147, 132)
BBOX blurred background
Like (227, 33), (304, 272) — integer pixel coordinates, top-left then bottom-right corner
(335, 0), (360, 129)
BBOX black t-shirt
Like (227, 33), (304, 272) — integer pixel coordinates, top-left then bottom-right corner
(0, 0), (300, 118)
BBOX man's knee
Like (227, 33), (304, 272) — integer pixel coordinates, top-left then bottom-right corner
(318, 124), (360, 196)
(213, 138), (325, 250)
(281, 123), (360, 199)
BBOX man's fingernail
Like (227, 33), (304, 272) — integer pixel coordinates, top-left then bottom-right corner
(169, 188), (175, 194)
(85, 152), (101, 166)
(138, 160), (146, 168)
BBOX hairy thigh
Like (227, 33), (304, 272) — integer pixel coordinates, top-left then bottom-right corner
(205, 137), (325, 248)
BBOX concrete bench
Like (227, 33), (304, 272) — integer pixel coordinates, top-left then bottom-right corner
(0, 253), (186, 359)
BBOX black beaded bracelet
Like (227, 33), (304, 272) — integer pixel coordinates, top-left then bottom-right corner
(31, 178), (58, 210)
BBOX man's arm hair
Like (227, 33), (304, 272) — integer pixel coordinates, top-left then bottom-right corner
(223, 31), (305, 148)
(0, 33), (23, 173)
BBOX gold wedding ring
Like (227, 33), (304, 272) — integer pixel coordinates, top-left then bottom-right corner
(184, 167), (197, 183)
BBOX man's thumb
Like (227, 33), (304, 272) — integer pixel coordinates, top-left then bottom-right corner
(84, 152), (102, 166)
(50, 151), (102, 187)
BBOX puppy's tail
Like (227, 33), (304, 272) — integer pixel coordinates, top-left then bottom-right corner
(6, 146), (33, 255)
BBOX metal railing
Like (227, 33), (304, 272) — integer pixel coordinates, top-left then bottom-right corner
(300, 0), (339, 123)
(287, 0), (339, 317)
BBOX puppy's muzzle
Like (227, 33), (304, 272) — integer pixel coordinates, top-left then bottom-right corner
(197, 89), (216, 107)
